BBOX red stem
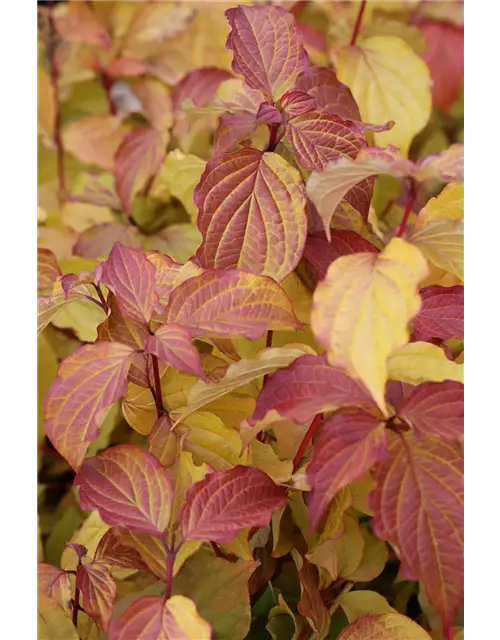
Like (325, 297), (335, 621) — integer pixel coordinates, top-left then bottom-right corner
(350, 0), (367, 46)
(266, 330), (274, 349)
(164, 548), (175, 601)
(101, 71), (117, 116)
(72, 584), (80, 628)
(293, 413), (323, 472)
(396, 181), (417, 238)
(151, 354), (165, 418)
(210, 541), (237, 562)
(445, 625), (454, 640)
(91, 283), (109, 314)
(257, 330), (275, 443)
(298, 623), (311, 640)
(266, 123), (282, 152)
(47, 2), (66, 205)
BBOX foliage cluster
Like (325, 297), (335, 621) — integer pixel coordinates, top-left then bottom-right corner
(37, 2), (464, 639)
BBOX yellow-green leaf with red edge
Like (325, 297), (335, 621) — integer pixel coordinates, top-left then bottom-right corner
(395, 381), (464, 443)
(370, 435), (463, 630)
(44, 342), (135, 470)
(76, 560), (116, 631)
(37, 591), (79, 640)
(414, 145), (464, 184)
(252, 354), (376, 425)
(54, 1), (111, 48)
(93, 527), (150, 573)
(194, 148), (307, 281)
(146, 250), (203, 307)
(338, 613), (430, 639)
(225, 4), (309, 102)
(37, 563), (72, 615)
(181, 466), (287, 543)
(164, 269), (300, 339)
(98, 242), (158, 324)
(74, 444), (173, 536)
(38, 248), (61, 294)
(308, 413), (389, 528)
(108, 595), (211, 640)
(311, 238), (429, 413)
(97, 294), (150, 350)
(334, 36), (431, 156)
(114, 127), (166, 213)
(144, 323), (205, 379)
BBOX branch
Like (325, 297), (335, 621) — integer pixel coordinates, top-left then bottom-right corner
(293, 413), (323, 472)
(151, 354), (165, 419)
(396, 180), (418, 238)
(350, 0), (367, 46)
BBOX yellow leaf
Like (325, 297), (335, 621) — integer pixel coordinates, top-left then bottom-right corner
(311, 238), (428, 412)
(307, 515), (364, 581)
(164, 595), (212, 639)
(60, 511), (109, 571)
(249, 440), (293, 484)
(334, 36), (431, 155)
(267, 595), (300, 640)
(52, 298), (106, 342)
(38, 592), (79, 640)
(61, 201), (114, 233)
(336, 590), (395, 623)
(387, 342), (464, 384)
(38, 66), (55, 141)
(320, 487), (352, 542)
(219, 529), (254, 561)
(172, 347), (308, 426)
(152, 150), (206, 219)
(344, 530), (388, 582)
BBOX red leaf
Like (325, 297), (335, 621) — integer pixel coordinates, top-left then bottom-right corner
(181, 466), (287, 543)
(94, 528), (150, 573)
(98, 242), (158, 324)
(279, 90), (316, 117)
(74, 223), (143, 260)
(38, 248), (61, 293)
(397, 381), (464, 442)
(172, 67), (233, 112)
(164, 269), (300, 339)
(127, 352), (168, 389)
(411, 285), (464, 342)
(194, 148), (307, 281)
(284, 109), (366, 171)
(146, 251), (203, 307)
(256, 102), (283, 124)
(75, 445), (173, 536)
(97, 294), (150, 350)
(108, 595), (211, 640)
(225, 4), (310, 102)
(308, 413), (389, 528)
(295, 66), (361, 120)
(417, 20), (464, 112)
(371, 435), (463, 629)
(252, 354), (376, 424)
(76, 560), (117, 631)
(45, 343), (135, 470)
(214, 111), (258, 156)
(304, 231), (380, 283)
(292, 552), (330, 637)
(145, 323), (205, 379)
(114, 127), (166, 212)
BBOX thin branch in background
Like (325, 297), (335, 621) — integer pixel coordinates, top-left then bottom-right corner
(350, 0), (367, 46)
(293, 413), (323, 472)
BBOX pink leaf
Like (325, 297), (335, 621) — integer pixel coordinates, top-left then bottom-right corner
(164, 269), (300, 339)
(98, 242), (158, 324)
(38, 248), (61, 293)
(37, 563), (72, 615)
(144, 323), (205, 379)
(411, 285), (464, 341)
(295, 66), (361, 120)
(251, 354), (376, 424)
(225, 4), (310, 102)
(74, 444), (173, 536)
(371, 435), (463, 628)
(94, 527), (150, 573)
(279, 90), (316, 117)
(146, 251), (203, 307)
(397, 381), (464, 442)
(76, 560), (117, 631)
(172, 67), (233, 112)
(74, 223), (143, 260)
(304, 231), (380, 283)
(181, 466), (287, 542)
(45, 343), (135, 470)
(214, 111), (258, 156)
(256, 102), (283, 124)
(114, 127), (166, 212)
(308, 413), (389, 528)
(194, 148), (307, 281)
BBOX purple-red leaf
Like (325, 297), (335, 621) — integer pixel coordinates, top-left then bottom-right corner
(75, 445), (173, 536)
(38, 248), (61, 293)
(94, 527), (150, 573)
(172, 67), (233, 112)
(225, 4), (309, 102)
(74, 223), (143, 260)
(411, 285), (464, 341)
(256, 102), (283, 124)
(37, 563), (72, 615)
(295, 66), (361, 120)
(108, 595), (211, 640)
(144, 323), (205, 379)
(397, 381), (464, 442)
(252, 354), (376, 424)
(76, 560), (117, 631)
(146, 250), (203, 307)
(164, 269), (300, 339)
(214, 111), (258, 156)
(45, 342), (135, 470)
(194, 148), (307, 281)
(303, 231), (380, 283)
(114, 127), (166, 212)
(308, 413), (389, 528)
(181, 466), (287, 543)
(371, 435), (463, 629)
(97, 294), (150, 350)
(98, 242), (158, 324)
(279, 90), (316, 117)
